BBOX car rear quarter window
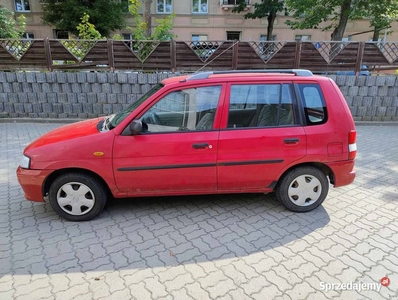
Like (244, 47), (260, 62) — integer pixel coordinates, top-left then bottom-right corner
(297, 83), (327, 125)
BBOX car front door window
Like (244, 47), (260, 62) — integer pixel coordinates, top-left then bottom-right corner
(140, 86), (222, 133)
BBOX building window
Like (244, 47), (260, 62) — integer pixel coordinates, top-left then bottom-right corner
(295, 35), (311, 41)
(221, 0), (250, 5)
(157, 0), (172, 13)
(22, 32), (34, 39)
(122, 33), (134, 40)
(227, 31), (241, 40)
(260, 34), (276, 41)
(55, 30), (69, 39)
(15, 0), (30, 11)
(192, 0), (208, 13)
(192, 34), (208, 41)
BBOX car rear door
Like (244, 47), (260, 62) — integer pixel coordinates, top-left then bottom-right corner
(112, 84), (224, 195)
(217, 82), (307, 190)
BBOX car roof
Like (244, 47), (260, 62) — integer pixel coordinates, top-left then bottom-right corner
(161, 69), (326, 86)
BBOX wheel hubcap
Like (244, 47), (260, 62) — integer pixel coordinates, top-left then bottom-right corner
(57, 182), (95, 216)
(287, 175), (322, 206)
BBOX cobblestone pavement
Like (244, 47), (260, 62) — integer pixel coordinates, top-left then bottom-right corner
(0, 123), (397, 300)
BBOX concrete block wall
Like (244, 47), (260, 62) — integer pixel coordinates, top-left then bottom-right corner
(327, 75), (398, 121)
(0, 72), (397, 121)
(0, 72), (171, 119)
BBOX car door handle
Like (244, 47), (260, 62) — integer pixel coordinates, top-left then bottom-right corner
(192, 143), (210, 149)
(284, 138), (299, 144)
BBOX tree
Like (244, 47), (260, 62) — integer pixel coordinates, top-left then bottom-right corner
(76, 13), (103, 40)
(128, 0), (176, 40)
(285, 0), (366, 41)
(232, 0), (285, 41)
(143, 0), (152, 37)
(41, 0), (126, 37)
(365, 1), (398, 41)
(0, 5), (26, 39)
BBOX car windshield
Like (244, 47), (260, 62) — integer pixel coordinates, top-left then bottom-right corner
(109, 83), (163, 128)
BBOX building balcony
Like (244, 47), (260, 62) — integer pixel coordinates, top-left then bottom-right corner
(220, 0), (251, 10)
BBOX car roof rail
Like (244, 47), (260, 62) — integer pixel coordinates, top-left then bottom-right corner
(186, 69), (313, 81)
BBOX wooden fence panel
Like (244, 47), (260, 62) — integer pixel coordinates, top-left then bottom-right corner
(49, 40), (77, 62)
(299, 42), (328, 71)
(0, 40), (47, 69)
(175, 41), (235, 71)
(113, 41), (171, 70)
(362, 43), (391, 66)
(84, 41), (109, 65)
(0, 39), (398, 72)
(265, 42), (296, 69)
(236, 42), (265, 69)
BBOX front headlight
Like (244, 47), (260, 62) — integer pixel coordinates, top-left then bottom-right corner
(20, 155), (31, 169)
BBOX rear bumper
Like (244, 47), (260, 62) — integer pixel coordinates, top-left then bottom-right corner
(16, 166), (52, 202)
(327, 160), (356, 187)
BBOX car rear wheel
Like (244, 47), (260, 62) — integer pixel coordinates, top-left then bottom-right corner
(49, 173), (107, 221)
(276, 167), (329, 212)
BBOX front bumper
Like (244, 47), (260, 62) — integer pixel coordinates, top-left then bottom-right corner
(16, 166), (52, 202)
(327, 160), (356, 187)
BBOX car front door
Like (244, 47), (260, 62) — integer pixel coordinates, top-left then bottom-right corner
(113, 85), (223, 195)
(217, 83), (307, 190)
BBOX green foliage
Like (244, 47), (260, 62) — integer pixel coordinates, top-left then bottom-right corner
(60, 13), (103, 64)
(284, 0), (368, 40)
(128, 0), (176, 41)
(360, 1), (398, 40)
(151, 14), (177, 41)
(233, 0), (284, 41)
(285, 0), (398, 41)
(41, 0), (126, 37)
(125, 0), (176, 61)
(0, 6), (26, 39)
(233, 0), (284, 19)
(76, 13), (103, 40)
(112, 34), (124, 40)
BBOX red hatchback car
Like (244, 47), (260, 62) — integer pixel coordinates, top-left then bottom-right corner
(17, 70), (356, 221)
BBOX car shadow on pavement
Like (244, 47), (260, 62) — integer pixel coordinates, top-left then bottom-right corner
(100, 193), (331, 267)
(4, 192), (329, 277)
(2, 192), (330, 276)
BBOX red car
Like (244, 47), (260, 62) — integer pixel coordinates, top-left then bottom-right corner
(17, 70), (356, 221)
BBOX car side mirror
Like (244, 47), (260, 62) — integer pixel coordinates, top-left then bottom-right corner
(121, 120), (143, 136)
(130, 120), (143, 135)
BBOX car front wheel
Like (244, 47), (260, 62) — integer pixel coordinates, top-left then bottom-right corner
(276, 167), (329, 212)
(49, 173), (107, 221)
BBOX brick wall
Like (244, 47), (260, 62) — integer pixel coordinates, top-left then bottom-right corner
(0, 72), (397, 121)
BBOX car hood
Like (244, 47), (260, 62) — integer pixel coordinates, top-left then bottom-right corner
(24, 118), (103, 152)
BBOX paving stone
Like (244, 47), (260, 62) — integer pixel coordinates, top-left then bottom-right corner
(0, 124), (397, 300)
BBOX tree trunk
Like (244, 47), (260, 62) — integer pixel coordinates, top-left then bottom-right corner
(267, 11), (276, 41)
(330, 0), (352, 41)
(372, 28), (380, 41)
(144, 0), (152, 37)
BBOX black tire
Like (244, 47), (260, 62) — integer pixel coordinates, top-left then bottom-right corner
(49, 173), (107, 221)
(276, 167), (329, 212)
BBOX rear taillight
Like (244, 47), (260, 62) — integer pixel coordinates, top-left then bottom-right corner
(348, 130), (357, 160)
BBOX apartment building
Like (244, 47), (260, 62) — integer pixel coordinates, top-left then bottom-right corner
(3, 0), (398, 41)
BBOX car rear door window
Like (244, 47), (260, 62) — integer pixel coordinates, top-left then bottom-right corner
(227, 84), (295, 128)
(297, 83), (327, 125)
